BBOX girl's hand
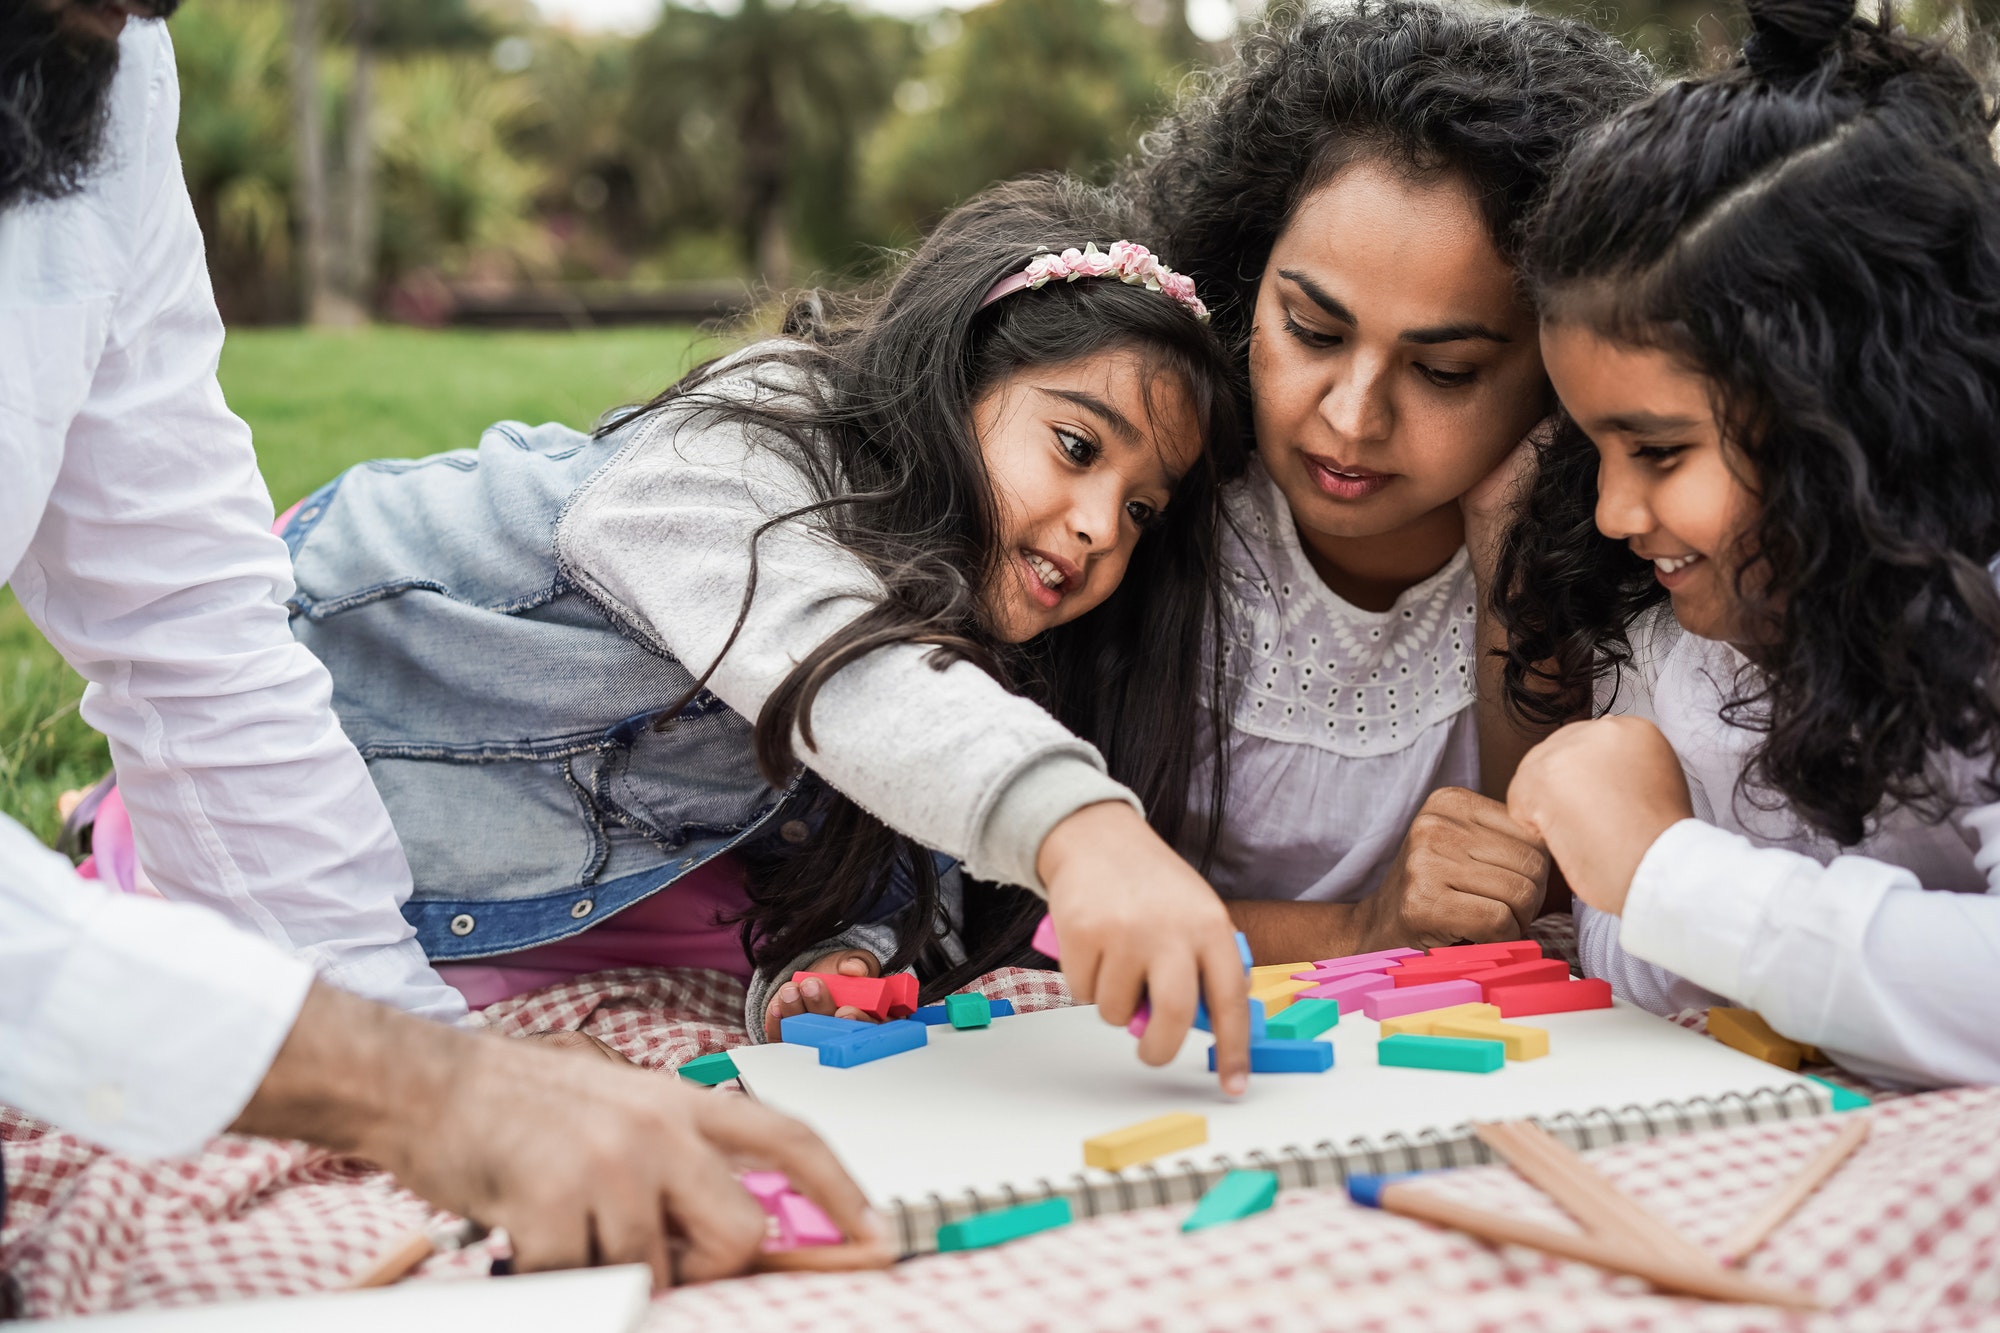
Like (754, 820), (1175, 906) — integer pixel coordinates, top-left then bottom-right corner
(1350, 787), (1548, 950)
(762, 950), (883, 1043)
(1460, 416), (1553, 587)
(1036, 801), (1252, 1095)
(1506, 717), (1693, 916)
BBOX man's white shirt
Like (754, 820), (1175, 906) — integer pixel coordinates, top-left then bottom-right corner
(0, 20), (462, 1156)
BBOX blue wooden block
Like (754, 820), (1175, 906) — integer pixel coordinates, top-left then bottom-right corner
(780, 1013), (872, 1049)
(1193, 998), (1266, 1038)
(990, 998), (1015, 1017)
(1182, 1169), (1277, 1232)
(1208, 1037), (1334, 1073)
(913, 997), (1016, 1025)
(818, 1018), (928, 1067)
(1235, 931), (1254, 974)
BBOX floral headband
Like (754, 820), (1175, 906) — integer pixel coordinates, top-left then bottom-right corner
(979, 241), (1210, 323)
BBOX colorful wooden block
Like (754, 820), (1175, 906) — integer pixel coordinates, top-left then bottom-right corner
(1236, 931), (1254, 974)
(914, 997), (1017, 1025)
(779, 1012), (872, 1049)
(1264, 997), (1339, 1041)
(771, 1191), (842, 1248)
(1249, 963), (1314, 987)
(816, 1018), (927, 1067)
(1804, 1073), (1871, 1112)
(1181, 1170), (1278, 1232)
(789, 971), (918, 1021)
(1472, 958), (1571, 998)
(1310, 947), (1424, 969)
(1488, 977), (1613, 1018)
(1084, 1112), (1208, 1171)
(1706, 1007), (1805, 1070)
(1430, 1015), (1549, 1060)
(946, 992), (992, 1029)
(1291, 958), (1407, 984)
(1424, 940), (1543, 962)
(1211, 1038), (1335, 1073)
(1376, 1002), (1502, 1037)
(739, 1170), (792, 1205)
(1361, 979), (1486, 1021)
(936, 1198), (1072, 1251)
(1300, 971), (1397, 1012)
(1031, 914), (1061, 959)
(1248, 977), (1316, 1015)
(1193, 998), (1267, 1038)
(1391, 958), (1504, 987)
(1377, 1032), (1506, 1073)
(676, 1050), (741, 1085)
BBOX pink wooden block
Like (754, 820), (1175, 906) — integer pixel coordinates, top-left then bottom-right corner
(770, 1191), (842, 1249)
(740, 1171), (792, 1207)
(1309, 947), (1423, 970)
(1127, 1001), (1151, 1037)
(1292, 958), (1409, 984)
(1300, 970), (1397, 1013)
(1032, 914), (1061, 960)
(1362, 978), (1485, 1021)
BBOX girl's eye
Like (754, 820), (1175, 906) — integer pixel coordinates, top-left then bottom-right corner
(1281, 314), (1342, 350)
(1417, 364), (1477, 389)
(1125, 499), (1162, 528)
(1056, 429), (1099, 466)
(1633, 443), (1688, 464)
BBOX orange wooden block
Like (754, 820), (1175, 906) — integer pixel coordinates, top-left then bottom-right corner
(1706, 1008), (1804, 1071)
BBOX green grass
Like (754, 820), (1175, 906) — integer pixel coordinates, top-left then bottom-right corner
(1, 324), (714, 844)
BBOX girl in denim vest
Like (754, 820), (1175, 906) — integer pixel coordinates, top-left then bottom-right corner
(277, 176), (1260, 1085)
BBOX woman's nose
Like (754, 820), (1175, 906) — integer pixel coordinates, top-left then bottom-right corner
(1317, 355), (1393, 446)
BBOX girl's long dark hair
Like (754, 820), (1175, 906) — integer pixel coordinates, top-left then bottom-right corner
(1501, 0), (2000, 844)
(602, 176), (1244, 995)
(1127, 0), (1655, 433)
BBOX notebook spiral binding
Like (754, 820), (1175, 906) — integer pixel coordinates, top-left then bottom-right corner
(887, 1080), (1832, 1256)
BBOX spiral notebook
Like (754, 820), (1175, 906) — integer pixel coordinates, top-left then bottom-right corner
(727, 999), (1832, 1255)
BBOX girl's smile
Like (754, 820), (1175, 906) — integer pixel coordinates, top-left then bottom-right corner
(1018, 546), (1080, 609)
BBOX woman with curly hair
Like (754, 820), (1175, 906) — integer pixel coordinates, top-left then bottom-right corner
(1501, 0), (2000, 1085)
(1128, 1), (1651, 962)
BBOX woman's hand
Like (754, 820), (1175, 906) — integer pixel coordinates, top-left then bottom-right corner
(1037, 801), (1251, 1095)
(1350, 787), (1548, 950)
(1460, 416), (1553, 588)
(1507, 716), (1693, 916)
(762, 949), (882, 1042)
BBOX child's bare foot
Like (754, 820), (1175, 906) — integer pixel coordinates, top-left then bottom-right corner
(763, 950), (883, 1042)
(56, 788), (87, 820)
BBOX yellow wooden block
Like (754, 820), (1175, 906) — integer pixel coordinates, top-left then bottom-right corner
(1707, 1008), (1803, 1071)
(1248, 963), (1312, 986)
(1247, 978), (1315, 1015)
(1377, 1003), (1501, 1038)
(1432, 1016), (1550, 1061)
(1083, 1112), (1208, 1172)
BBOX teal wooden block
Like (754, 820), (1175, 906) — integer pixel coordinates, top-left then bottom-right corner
(676, 1051), (740, 1086)
(1181, 1170), (1278, 1232)
(1265, 997), (1339, 1041)
(946, 992), (992, 1029)
(1377, 1033), (1505, 1073)
(935, 1197), (1072, 1251)
(1805, 1073), (1872, 1112)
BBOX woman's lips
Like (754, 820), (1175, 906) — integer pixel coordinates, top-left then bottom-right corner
(1303, 454), (1393, 501)
(1649, 551), (1706, 591)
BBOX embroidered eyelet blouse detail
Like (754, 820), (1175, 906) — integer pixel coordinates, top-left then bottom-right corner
(1221, 460), (1477, 757)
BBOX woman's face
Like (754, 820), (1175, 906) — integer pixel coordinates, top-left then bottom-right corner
(972, 347), (1201, 643)
(1540, 322), (1761, 644)
(1249, 158), (1548, 550)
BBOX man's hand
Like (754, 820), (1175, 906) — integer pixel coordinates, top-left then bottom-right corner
(762, 949), (883, 1042)
(1508, 716), (1693, 917)
(1038, 801), (1250, 1095)
(1350, 787), (1549, 951)
(232, 983), (883, 1288)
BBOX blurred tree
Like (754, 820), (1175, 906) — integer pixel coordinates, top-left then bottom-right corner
(861, 0), (1182, 241)
(625, 0), (916, 285)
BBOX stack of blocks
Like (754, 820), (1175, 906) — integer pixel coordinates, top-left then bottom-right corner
(911, 995), (1016, 1026)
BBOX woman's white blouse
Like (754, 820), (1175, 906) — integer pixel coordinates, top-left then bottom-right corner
(1197, 459), (1480, 902)
(1587, 607), (2000, 1088)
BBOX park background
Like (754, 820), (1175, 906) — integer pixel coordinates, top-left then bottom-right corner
(2, 0), (1989, 841)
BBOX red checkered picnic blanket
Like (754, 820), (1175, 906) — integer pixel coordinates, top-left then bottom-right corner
(4, 952), (1994, 1331)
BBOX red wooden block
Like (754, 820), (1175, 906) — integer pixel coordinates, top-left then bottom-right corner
(883, 972), (918, 1019)
(1391, 959), (1502, 987)
(789, 971), (920, 1020)
(1488, 977), (1613, 1017)
(1423, 941), (1543, 962)
(1473, 958), (1570, 997)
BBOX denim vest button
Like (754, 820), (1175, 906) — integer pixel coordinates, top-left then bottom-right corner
(449, 913), (476, 936)
(780, 819), (810, 844)
(570, 898), (594, 920)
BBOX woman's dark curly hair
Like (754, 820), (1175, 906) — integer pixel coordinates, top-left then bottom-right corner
(1499, 0), (2000, 844)
(603, 175), (1244, 998)
(1126, 0), (1654, 425)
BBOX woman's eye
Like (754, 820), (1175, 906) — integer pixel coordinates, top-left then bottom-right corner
(1416, 364), (1478, 389)
(1281, 314), (1341, 350)
(1125, 499), (1161, 528)
(1056, 429), (1098, 466)
(1633, 443), (1688, 464)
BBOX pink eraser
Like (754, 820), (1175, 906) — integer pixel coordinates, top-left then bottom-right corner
(740, 1171), (792, 1206)
(770, 1191), (842, 1249)
(1301, 970), (1397, 1013)
(1127, 1001), (1151, 1037)
(1032, 914), (1061, 960)
(1310, 948), (1423, 969)
(1361, 978), (1486, 1021)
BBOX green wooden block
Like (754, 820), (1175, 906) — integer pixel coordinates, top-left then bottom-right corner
(1377, 1033), (1505, 1073)
(935, 1197), (1071, 1251)
(676, 1051), (740, 1086)
(1805, 1073), (1872, 1112)
(1265, 997), (1339, 1041)
(1181, 1169), (1278, 1232)
(946, 991), (993, 1029)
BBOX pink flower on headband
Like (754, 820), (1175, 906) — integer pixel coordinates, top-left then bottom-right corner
(985, 240), (1209, 322)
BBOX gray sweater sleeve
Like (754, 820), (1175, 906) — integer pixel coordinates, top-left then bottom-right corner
(555, 356), (1141, 895)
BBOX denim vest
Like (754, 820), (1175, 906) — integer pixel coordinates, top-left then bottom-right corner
(284, 417), (854, 961)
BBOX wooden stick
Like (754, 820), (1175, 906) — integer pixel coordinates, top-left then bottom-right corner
(1718, 1115), (1871, 1265)
(1474, 1120), (1722, 1273)
(347, 1230), (435, 1289)
(1378, 1181), (1823, 1309)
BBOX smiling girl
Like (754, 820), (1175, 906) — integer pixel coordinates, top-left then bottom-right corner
(273, 177), (1257, 1084)
(1132, 1), (1651, 961)
(1501, 0), (2000, 1086)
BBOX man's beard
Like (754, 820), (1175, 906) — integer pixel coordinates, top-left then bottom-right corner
(0, 2), (184, 213)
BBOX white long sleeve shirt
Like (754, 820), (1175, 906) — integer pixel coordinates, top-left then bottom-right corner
(1, 21), (462, 1149)
(1582, 607), (2000, 1088)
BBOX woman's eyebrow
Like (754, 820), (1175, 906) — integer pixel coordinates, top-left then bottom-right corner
(1036, 386), (1141, 445)
(1278, 269), (1356, 325)
(1280, 268), (1510, 345)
